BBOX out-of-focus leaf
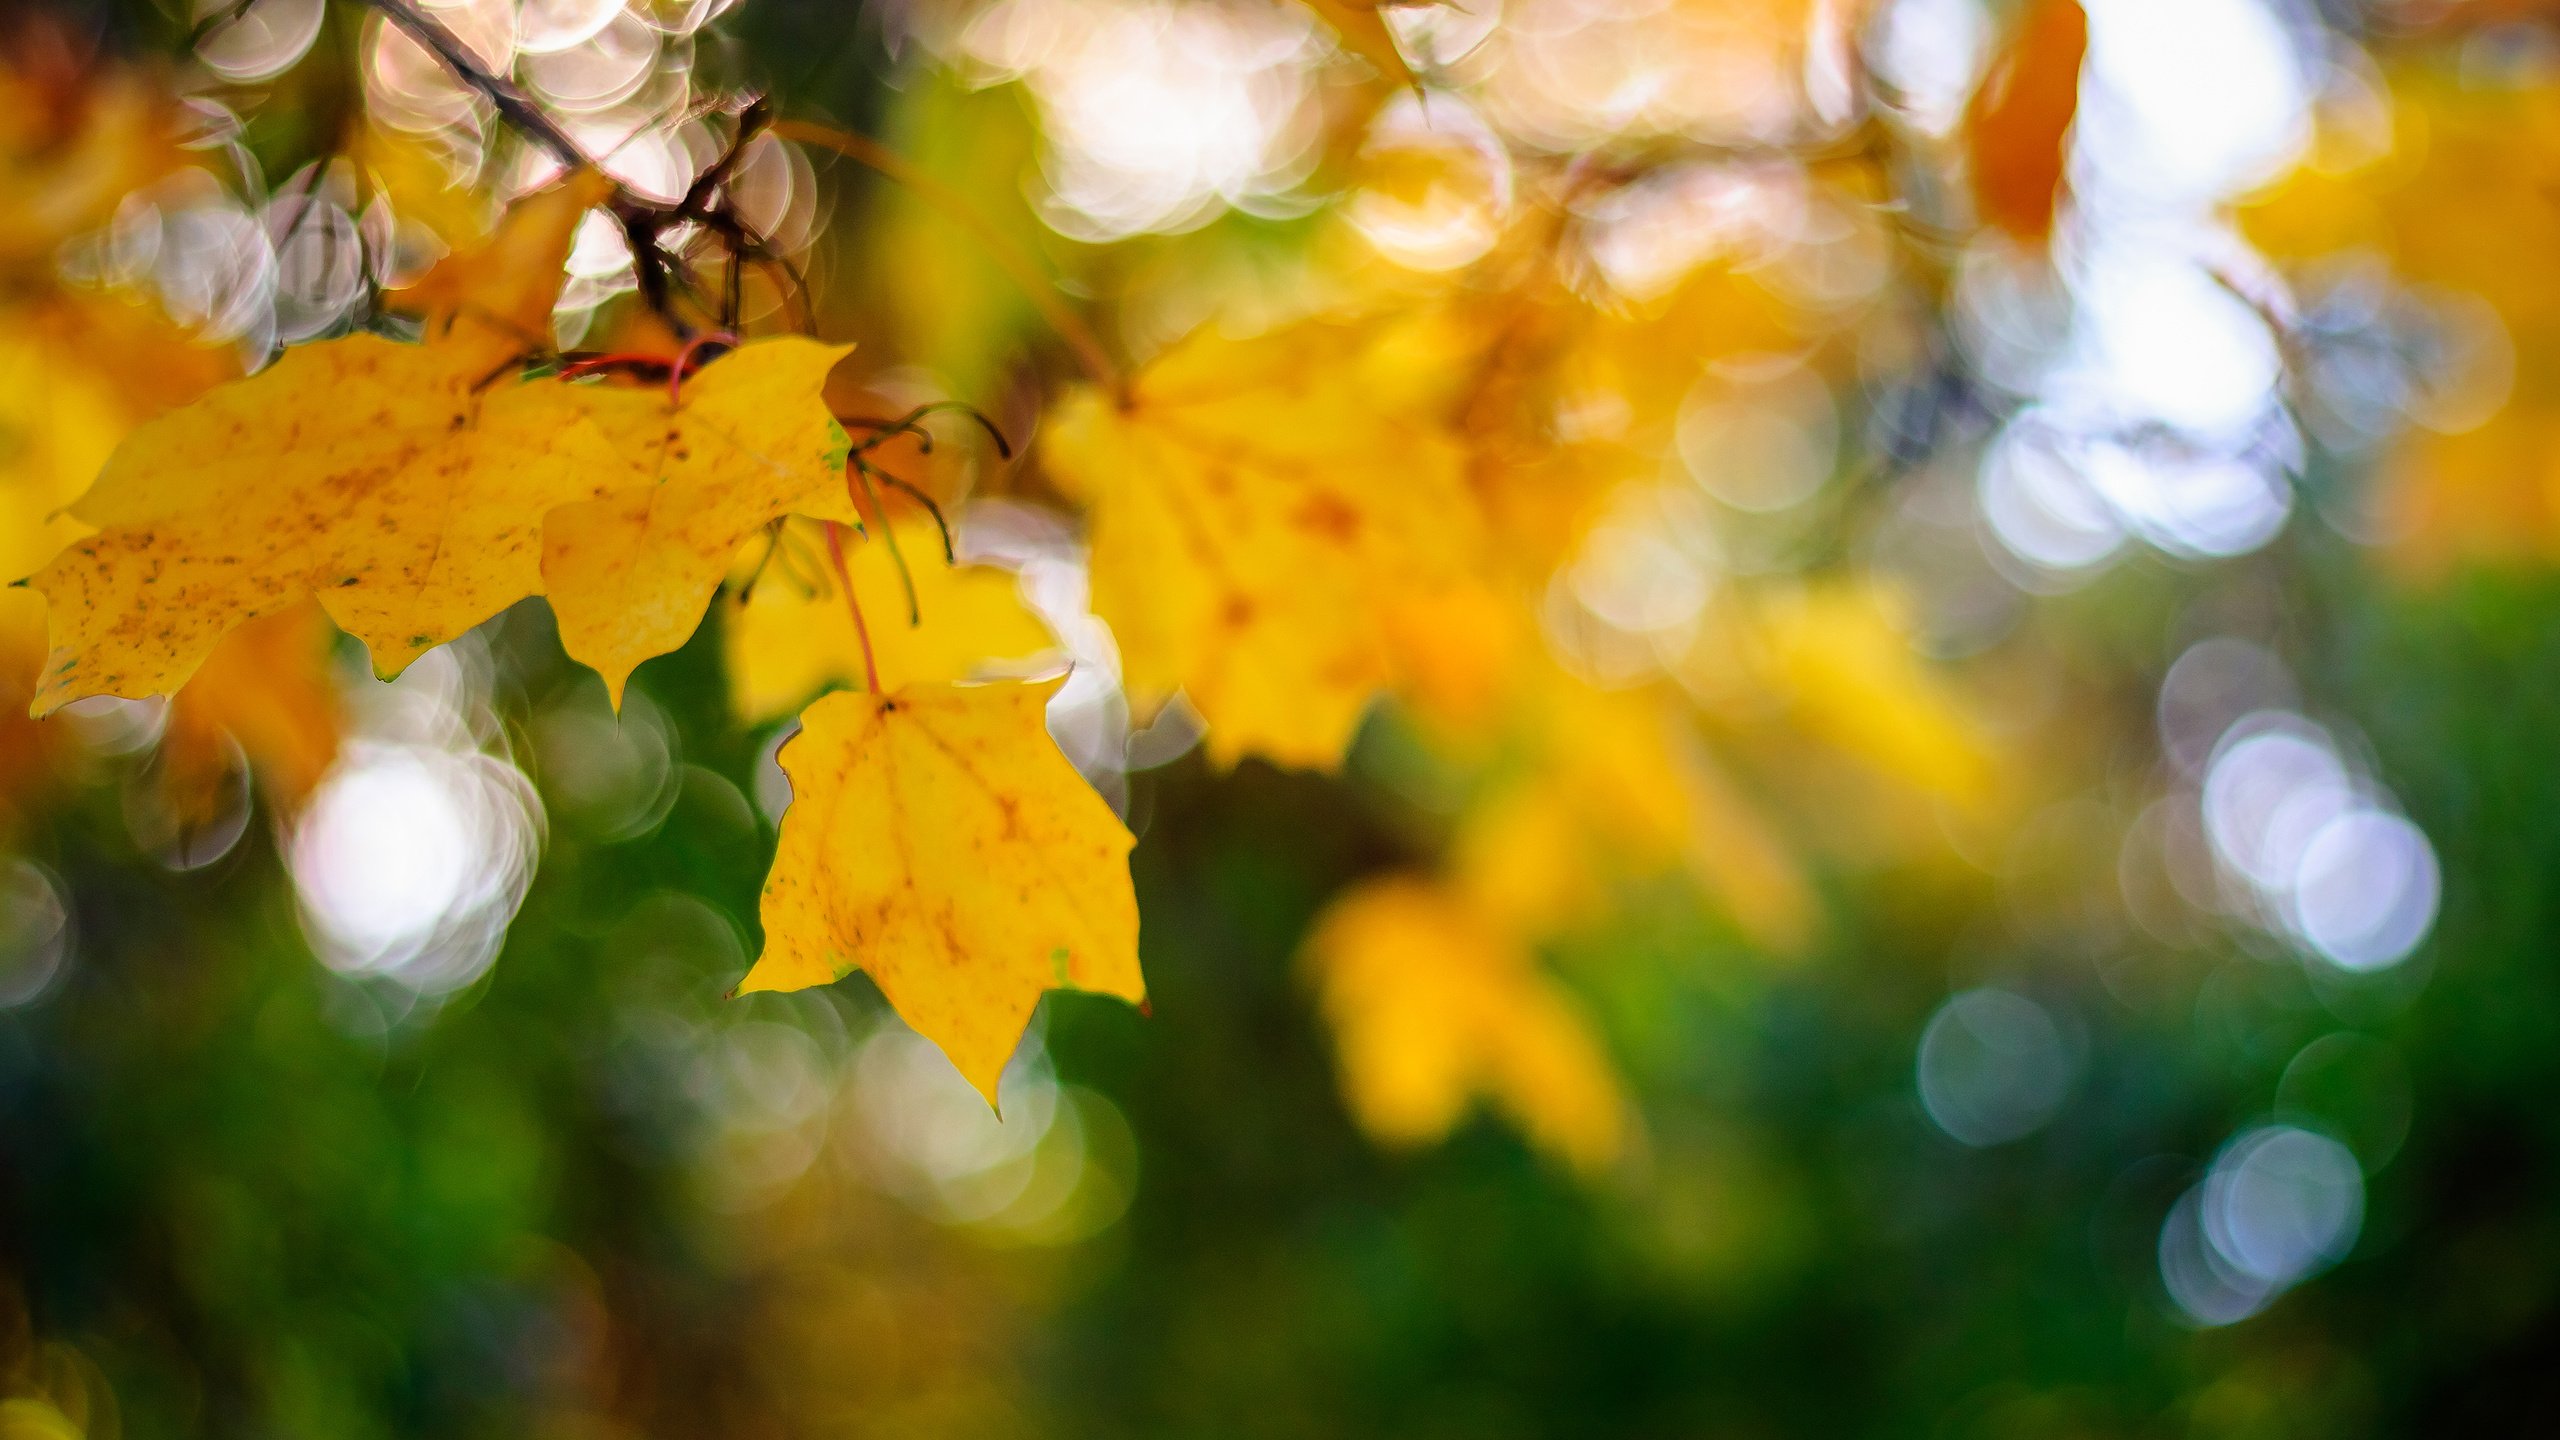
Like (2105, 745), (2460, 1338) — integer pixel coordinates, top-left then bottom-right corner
(1964, 0), (2087, 245)
(385, 168), (616, 366)
(1292, 0), (1429, 86)
(2241, 70), (2560, 570)
(1304, 875), (1625, 1173)
(158, 602), (342, 825)
(1742, 582), (1999, 814)
(1043, 319), (1478, 770)
(0, 48), (188, 271)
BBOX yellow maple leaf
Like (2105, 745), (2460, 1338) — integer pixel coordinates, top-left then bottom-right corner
(1304, 876), (1625, 1174)
(725, 515), (1057, 723)
(0, 318), (132, 588)
(19, 173), (643, 714)
(386, 167), (615, 366)
(158, 602), (343, 825)
(1043, 320), (1477, 770)
(540, 338), (857, 706)
(738, 678), (1144, 1103)
(24, 332), (622, 713)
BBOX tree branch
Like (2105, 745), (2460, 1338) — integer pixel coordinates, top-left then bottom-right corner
(361, 0), (606, 188)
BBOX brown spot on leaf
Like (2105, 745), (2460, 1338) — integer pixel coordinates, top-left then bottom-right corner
(1292, 492), (1361, 544)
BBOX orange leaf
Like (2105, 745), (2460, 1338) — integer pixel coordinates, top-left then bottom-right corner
(1965, 0), (2087, 246)
(159, 602), (343, 826)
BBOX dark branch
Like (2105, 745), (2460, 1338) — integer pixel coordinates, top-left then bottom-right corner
(361, 0), (599, 181)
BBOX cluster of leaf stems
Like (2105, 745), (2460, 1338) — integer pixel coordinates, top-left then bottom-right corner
(358, 0), (1056, 694)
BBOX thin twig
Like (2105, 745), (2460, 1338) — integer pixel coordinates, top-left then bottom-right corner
(666, 330), (738, 401)
(361, 0), (600, 182)
(850, 457), (922, 625)
(821, 521), (882, 693)
(852, 399), (1014, 460)
(735, 520), (787, 604)
(875, 473), (955, 562)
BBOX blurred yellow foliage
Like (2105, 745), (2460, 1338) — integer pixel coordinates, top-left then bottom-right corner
(159, 602), (343, 826)
(1737, 582), (1999, 814)
(1043, 318), (1478, 770)
(1291, 0), (1428, 87)
(2241, 65), (2560, 568)
(350, 123), (493, 261)
(0, 316), (137, 590)
(0, 295), (234, 588)
(0, 45), (186, 273)
(1304, 876), (1625, 1174)
(387, 166), (615, 366)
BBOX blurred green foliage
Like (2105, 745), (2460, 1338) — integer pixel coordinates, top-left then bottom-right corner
(7, 549), (2560, 1438)
(7, 2), (2560, 1437)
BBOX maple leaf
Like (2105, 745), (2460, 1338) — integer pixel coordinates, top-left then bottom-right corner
(386, 166), (616, 367)
(19, 173), (634, 714)
(737, 678), (1143, 1104)
(0, 295), (234, 588)
(0, 49), (190, 273)
(540, 338), (858, 706)
(158, 602), (343, 826)
(1304, 876), (1625, 1173)
(1964, 0), (2088, 245)
(725, 515), (1056, 723)
(23, 332), (622, 714)
(1042, 320), (1477, 770)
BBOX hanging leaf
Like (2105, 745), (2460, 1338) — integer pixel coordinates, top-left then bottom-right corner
(1304, 876), (1625, 1174)
(23, 332), (623, 713)
(1043, 320), (1477, 770)
(538, 337), (857, 706)
(738, 678), (1144, 1104)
